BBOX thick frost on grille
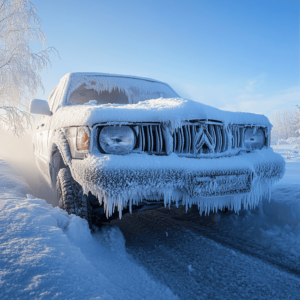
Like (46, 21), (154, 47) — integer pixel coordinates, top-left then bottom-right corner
(135, 124), (165, 153)
(173, 123), (245, 156)
(130, 122), (261, 157)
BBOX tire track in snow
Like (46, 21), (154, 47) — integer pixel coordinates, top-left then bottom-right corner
(184, 221), (300, 278)
(152, 205), (300, 278)
(111, 206), (300, 299)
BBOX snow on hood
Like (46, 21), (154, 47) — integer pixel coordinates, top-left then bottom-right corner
(51, 98), (270, 130)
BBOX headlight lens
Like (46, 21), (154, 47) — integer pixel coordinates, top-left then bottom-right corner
(64, 126), (90, 159)
(244, 128), (265, 150)
(99, 126), (136, 154)
(77, 126), (90, 150)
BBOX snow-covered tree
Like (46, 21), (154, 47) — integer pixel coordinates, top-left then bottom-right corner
(0, 0), (57, 136)
(271, 108), (299, 141)
(295, 105), (300, 134)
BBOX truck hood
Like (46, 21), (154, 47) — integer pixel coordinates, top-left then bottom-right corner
(51, 98), (271, 130)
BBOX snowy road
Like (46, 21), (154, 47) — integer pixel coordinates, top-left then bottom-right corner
(109, 145), (300, 299)
(1, 140), (300, 299)
(111, 198), (300, 299)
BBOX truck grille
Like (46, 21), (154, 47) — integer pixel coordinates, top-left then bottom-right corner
(173, 123), (244, 156)
(134, 122), (245, 157)
(136, 124), (166, 153)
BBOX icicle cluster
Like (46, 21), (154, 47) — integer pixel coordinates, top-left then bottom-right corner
(80, 175), (278, 219)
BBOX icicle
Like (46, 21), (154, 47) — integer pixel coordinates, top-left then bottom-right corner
(80, 173), (281, 220)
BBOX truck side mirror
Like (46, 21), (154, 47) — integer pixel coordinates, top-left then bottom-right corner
(30, 99), (52, 116)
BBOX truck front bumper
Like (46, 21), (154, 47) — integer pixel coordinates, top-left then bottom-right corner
(70, 148), (285, 216)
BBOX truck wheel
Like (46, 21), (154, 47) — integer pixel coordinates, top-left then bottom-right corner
(57, 168), (92, 225)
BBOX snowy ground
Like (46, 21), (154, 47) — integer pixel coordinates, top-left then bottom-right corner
(0, 159), (176, 299)
(0, 141), (300, 299)
(110, 143), (300, 299)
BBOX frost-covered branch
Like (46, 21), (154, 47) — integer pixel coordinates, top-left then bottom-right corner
(0, 106), (32, 137)
(0, 0), (58, 136)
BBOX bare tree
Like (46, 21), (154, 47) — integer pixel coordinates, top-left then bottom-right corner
(0, 0), (57, 136)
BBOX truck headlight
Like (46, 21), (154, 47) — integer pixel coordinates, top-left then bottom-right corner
(76, 126), (90, 150)
(64, 126), (90, 159)
(244, 128), (265, 150)
(99, 126), (136, 154)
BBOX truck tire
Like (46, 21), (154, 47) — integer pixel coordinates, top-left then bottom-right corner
(57, 168), (92, 225)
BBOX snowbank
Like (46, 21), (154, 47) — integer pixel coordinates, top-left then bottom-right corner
(271, 142), (300, 185)
(0, 140), (299, 298)
(0, 159), (29, 197)
(0, 159), (176, 299)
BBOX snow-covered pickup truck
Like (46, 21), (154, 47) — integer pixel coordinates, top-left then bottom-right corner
(30, 72), (285, 224)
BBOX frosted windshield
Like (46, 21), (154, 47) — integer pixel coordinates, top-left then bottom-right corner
(67, 76), (178, 105)
(69, 85), (129, 105)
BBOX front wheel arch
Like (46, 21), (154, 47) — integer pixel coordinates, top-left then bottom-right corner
(49, 145), (67, 189)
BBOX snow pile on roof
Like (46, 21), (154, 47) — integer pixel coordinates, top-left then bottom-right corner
(0, 159), (176, 299)
(52, 97), (271, 130)
(49, 72), (271, 129)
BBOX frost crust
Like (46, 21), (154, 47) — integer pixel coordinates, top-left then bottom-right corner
(64, 73), (177, 104)
(51, 98), (271, 130)
(70, 149), (285, 218)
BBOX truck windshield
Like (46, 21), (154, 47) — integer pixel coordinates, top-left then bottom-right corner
(67, 75), (178, 105)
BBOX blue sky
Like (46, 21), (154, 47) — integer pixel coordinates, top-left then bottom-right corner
(33, 0), (299, 118)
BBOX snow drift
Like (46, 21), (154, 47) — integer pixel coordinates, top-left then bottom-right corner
(0, 159), (176, 299)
